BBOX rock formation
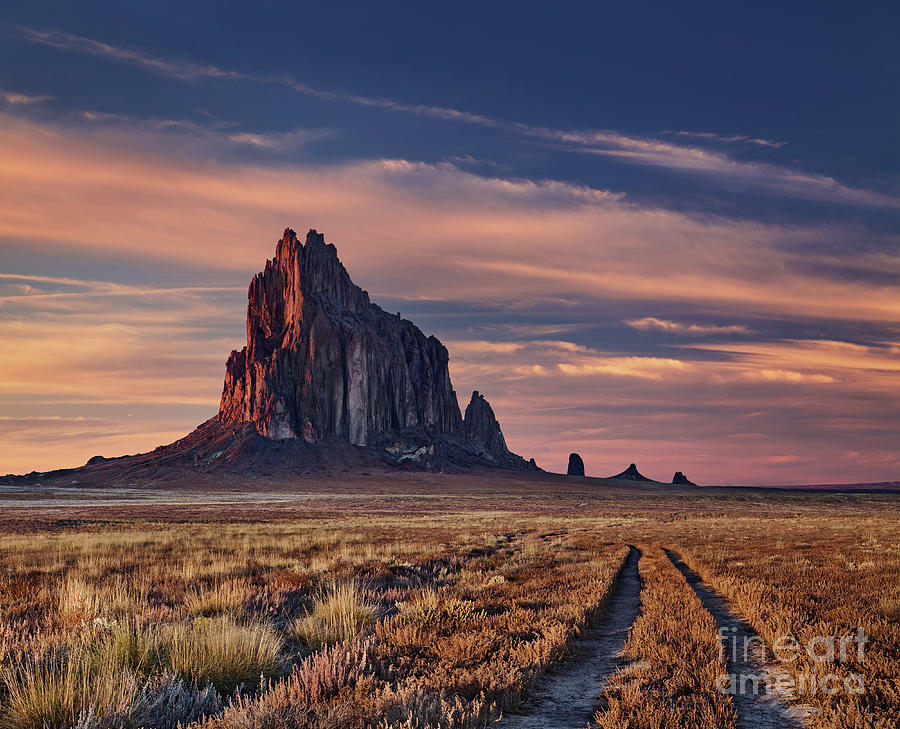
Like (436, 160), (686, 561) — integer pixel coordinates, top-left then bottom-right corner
(220, 229), (463, 445)
(672, 471), (697, 486)
(609, 463), (653, 482)
(567, 453), (585, 476)
(463, 391), (508, 458)
(1, 227), (538, 483)
(217, 227), (534, 470)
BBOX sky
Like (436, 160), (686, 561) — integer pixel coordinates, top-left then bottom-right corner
(0, 1), (898, 484)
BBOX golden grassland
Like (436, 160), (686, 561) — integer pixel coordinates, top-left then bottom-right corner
(0, 475), (898, 728)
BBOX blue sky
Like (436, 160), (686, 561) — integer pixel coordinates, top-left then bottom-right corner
(0, 1), (898, 482)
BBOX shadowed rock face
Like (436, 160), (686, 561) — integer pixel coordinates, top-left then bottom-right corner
(567, 453), (585, 476)
(220, 229), (464, 445)
(672, 471), (697, 486)
(610, 463), (653, 481)
(464, 391), (509, 458)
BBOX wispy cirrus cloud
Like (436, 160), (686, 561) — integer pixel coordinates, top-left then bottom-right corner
(16, 26), (246, 82)
(14, 25), (897, 208)
(76, 109), (329, 152)
(537, 128), (898, 207)
(626, 317), (752, 335)
(226, 129), (329, 151)
(660, 130), (785, 148)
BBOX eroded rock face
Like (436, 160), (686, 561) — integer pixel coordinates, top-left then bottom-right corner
(220, 229), (463, 445)
(463, 391), (509, 458)
(567, 453), (585, 476)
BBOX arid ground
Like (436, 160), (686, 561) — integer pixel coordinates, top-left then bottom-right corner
(0, 472), (897, 729)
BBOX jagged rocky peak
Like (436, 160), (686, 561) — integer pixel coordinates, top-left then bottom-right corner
(567, 452), (585, 476)
(463, 391), (509, 458)
(220, 227), (463, 446)
(245, 229), (369, 363)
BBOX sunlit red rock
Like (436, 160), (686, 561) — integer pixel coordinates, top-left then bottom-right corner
(220, 228), (464, 445)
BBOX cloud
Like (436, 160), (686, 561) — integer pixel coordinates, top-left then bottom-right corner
(448, 338), (850, 389)
(226, 129), (327, 151)
(1, 112), (898, 326)
(0, 275), (242, 426)
(557, 357), (690, 380)
(76, 109), (328, 152)
(539, 129), (898, 207)
(626, 317), (752, 335)
(687, 339), (900, 375)
(17, 27), (246, 82)
(0, 86), (52, 105)
(14, 25), (897, 207)
(660, 130), (786, 148)
(744, 369), (836, 384)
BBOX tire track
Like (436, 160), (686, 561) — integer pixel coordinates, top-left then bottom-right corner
(493, 545), (642, 728)
(665, 550), (809, 729)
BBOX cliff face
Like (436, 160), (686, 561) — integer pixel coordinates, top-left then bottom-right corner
(220, 229), (464, 446)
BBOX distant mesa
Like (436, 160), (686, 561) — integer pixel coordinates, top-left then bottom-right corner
(672, 471), (697, 486)
(567, 453), (585, 476)
(609, 463), (654, 482)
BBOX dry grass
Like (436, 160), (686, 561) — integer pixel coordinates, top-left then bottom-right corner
(166, 617), (284, 694)
(0, 481), (897, 728)
(184, 580), (249, 618)
(0, 509), (627, 728)
(291, 581), (380, 650)
(593, 546), (737, 729)
(680, 522), (900, 729)
(0, 650), (140, 729)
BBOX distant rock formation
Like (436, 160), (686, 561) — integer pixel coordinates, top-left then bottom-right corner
(672, 471), (697, 486)
(567, 453), (585, 476)
(610, 463), (653, 482)
(218, 228), (534, 470)
(464, 391), (508, 457)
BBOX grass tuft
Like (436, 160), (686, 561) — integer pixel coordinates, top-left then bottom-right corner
(0, 650), (139, 729)
(291, 581), (379, 650)
(167, 616), (285, 695)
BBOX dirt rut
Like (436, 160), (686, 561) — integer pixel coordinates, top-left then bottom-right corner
(665, 550), (808, 729)
(492, 545), (642, 728)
